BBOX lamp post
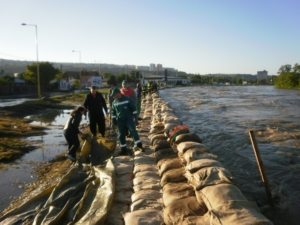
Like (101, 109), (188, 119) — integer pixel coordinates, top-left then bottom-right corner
(21, 23), (41, 98)
(72, 50), (82, 89)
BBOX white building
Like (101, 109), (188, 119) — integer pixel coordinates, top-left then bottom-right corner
(257, 70), (268, 80)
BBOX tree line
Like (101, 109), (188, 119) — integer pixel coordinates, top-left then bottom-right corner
(274, 64), (300, 89)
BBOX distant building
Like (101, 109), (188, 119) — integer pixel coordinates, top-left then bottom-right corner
(257, 70), (268, 80)
(149, 63), (156, 72)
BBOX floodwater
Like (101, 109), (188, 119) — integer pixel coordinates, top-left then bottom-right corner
(0, 109), (78, 212)
(160, 85), (300, 225)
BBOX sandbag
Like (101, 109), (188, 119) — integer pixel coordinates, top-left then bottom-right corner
(181, 148), (210, 163)
(134, 155), (156, 165)
(175, 133), (202, 145)
(177, 142), (206, 155)
(131, 198), (163, 211)
(202, 201), (273, 225)
(124, 209), (163, 225)
(131, 189), (162, 203)
(162, 182), (195, 207)
(133, 177), (160, 186)
(114, 162), (134, 175)
(158, 157), (182, 176)
(114, 190), (132, 204)
(155, 148), (177, 162)
(197, 183), (247, 209)
(135, 170), (160, 179)
(133, 164), (158, 174)
(133, 182), (161, 192)
(185, 167), (232, 190)
(150, 134), (166, 145)
(186, 158), (222, 173)
(152, 140), (171, 151)
(161, 167), (187, 187)
(163, 196), (207, 225)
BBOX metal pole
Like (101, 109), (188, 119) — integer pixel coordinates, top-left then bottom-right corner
(248, 130), (274, 206)
(21, 23), (41, 98)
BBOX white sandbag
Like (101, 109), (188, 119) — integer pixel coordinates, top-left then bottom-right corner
(124, 209), (163, 225)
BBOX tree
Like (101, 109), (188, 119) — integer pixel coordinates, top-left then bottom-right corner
(23, 62), (60, 91)
(278, 64), (292, 74)
(275, 63), (300, 89)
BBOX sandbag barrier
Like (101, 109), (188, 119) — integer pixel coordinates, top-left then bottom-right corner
(106, 95), (164, 225)
(149, 93), (273, 225)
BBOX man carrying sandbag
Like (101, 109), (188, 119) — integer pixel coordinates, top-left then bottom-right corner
(111, 87), (144, 155)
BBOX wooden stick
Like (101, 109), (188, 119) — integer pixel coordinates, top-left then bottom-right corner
(248, 130), (274, 207)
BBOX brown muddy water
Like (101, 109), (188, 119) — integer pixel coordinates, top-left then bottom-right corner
(160, 85), (300, 225)
(0, 108), (87, 212)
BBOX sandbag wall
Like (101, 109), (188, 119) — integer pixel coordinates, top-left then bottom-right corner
(150, 93), (273, 225)
(106, 95), (164, 225)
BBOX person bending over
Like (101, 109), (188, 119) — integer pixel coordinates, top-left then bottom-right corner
(63, 106), (86, 161)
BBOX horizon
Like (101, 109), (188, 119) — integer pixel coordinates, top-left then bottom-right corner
(1, 0), (299, 75)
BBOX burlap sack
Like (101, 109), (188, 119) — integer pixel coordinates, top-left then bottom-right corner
(161, 167), (187, 187)
(133, 177), (160, 186)
(133, 182), (161, 192)
(181, 148), (211, 163)
(162, 182), (195, 207)
(130, 198), (163, 211)
(150, 133), (166, 145)
(177, 142), (206, 155)
(133, 164), (158, 174)
(114, 190), (132, 204)
(115, 162), (134, 175)
(175, 133), (202, 145)
(185, 167), (232, 190)
(135, 170), (160, 179)
(134, 155), (156, 165)
(155, 148), (177, 162)
(124, 209), (163, 225)
(152, 140), (171, 151)
(131, 189), (162, 203)
(163, 196), (208, 225)
(186, 158), (222, 173)
(158, 157), (182, 176)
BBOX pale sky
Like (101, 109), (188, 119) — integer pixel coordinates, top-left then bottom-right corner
(0, 0), (299, 75)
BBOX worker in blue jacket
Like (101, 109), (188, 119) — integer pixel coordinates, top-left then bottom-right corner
(111, 87), (144, 155)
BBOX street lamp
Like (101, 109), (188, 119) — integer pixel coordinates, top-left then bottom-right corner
(21, 23), (41, 98)
(72, 50), (82, 89)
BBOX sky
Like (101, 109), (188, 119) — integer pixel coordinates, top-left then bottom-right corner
(0, 0), (300, 75)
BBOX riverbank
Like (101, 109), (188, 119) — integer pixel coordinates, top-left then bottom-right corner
(0, 94), (85, 164)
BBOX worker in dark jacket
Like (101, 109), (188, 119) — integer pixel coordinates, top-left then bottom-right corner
(63, 106), (86, 161)
(111, 87), (143, 155)
(83, 86), (108, 137)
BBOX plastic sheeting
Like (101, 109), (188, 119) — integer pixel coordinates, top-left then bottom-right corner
(0, 139), (115, 225)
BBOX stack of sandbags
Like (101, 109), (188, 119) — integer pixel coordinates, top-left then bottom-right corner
(150, 98), (208, 225)
(170, 122), (273, 225)
(106, 156), (134, 225)
(123, 93), (164, 225)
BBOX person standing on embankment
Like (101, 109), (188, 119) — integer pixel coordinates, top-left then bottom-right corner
(63, 106), (86, 161)
(111, 87), (143, 155)
(83, 86), (108, 137)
